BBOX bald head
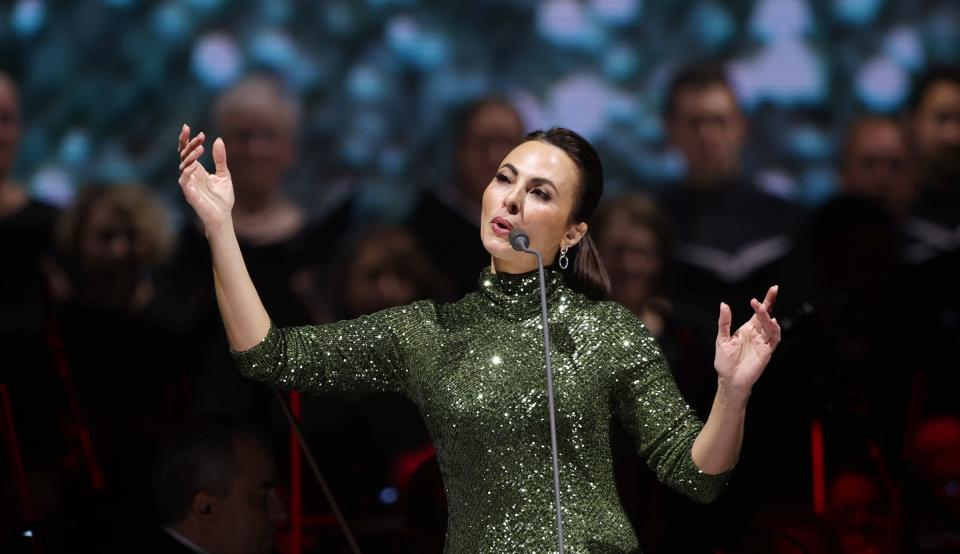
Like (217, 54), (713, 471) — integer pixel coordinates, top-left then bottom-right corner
(213, 75), (300, 137)
(0, 72), (21, 182)
(212, 75), (300, 201)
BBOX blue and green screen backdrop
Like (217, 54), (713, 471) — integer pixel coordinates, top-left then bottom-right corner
(3, 0), (958, 219)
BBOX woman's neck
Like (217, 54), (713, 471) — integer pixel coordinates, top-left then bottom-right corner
(490, 253), (558, 275)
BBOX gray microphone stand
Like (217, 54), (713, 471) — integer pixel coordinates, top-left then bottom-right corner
(509, 228), (565, 554)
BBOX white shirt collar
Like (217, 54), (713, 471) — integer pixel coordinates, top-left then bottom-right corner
(162, 526), (209, 554)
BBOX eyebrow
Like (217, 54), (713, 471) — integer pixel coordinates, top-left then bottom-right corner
(498, 164), (559, 193)
(529, 177), (558, 193)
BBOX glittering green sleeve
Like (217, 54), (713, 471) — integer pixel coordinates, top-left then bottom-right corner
(604, 302), (732, 503)
(230, 300), (437, 396)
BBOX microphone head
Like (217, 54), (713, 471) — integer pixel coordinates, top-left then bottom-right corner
(509, 227), (530, 251)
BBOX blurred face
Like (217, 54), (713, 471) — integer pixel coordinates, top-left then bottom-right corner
(80, 201), (143, 275)
(667, 84), (746, 186)
(912, 81), (960, 180)
(598, 218), (662, 310)
(0, 77), (21, 181)
(346, 233), (420, 316)
(480, 140), (586, 274)
(911, 418), (960, 517)
(841, 120), (916, 215)
(209, 437), (286, 554)
(456, 103), (524, 205)
(826, 472), (896, 554)
(827, 473), (884, 531)
(219, 105), (295, 201)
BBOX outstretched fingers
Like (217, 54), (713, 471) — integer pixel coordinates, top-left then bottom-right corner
(212, 137), (229, 176)
(179, 144), (204, 173)
(717, 302), (732, 341)
(179, 159), (199, 184)
(179, 132), (205, 164)
(761, 284), (779, 313)
(751, 298), (781, 346)
(178, 124), (190, 152)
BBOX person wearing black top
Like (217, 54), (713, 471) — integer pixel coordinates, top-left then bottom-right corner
(0, 71), (64, 513)
(409, 97), (525, 298)
(168, 74), (354, 421)
(657, 63), (803, 342)
(651, 62), (806, 550)
(900, 66), (960, 426)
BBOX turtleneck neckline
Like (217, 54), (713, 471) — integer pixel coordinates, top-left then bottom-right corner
(476, 265), (566, 318)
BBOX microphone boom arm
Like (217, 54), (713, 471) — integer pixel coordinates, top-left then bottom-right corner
(509, 228), (566, 554)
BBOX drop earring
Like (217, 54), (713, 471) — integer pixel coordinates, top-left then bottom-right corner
(558, 245), (569, 269)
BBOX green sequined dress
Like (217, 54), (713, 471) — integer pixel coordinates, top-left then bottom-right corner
(233, 267), (731, 553)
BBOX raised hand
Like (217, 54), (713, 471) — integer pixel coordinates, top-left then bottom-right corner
(178, 124), (234, 231)
(714, 285), (781, 397)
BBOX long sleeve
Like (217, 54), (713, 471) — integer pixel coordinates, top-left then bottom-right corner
(230, 300), (437, 396)
(604, 302), (732, 503)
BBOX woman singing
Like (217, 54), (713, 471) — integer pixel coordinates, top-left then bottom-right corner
(177, 125), (780, 553)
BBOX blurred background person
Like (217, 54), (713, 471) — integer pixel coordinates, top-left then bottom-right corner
(41, 183), (190, 549)
(0, 70), (57, 349)
(0, 69), (64, 536)
(591, 193), (716, 413)
(409, 96), (525, 297)
(766, 195), (908, 522)
(592, 194), (672, 336)
(316, 224), (455, 321)
(839, 115), (918, 220)
(293, 225), (451, 521)
(825, 469), (901, 554)
(902, 415), (960, 554)
(170, 73), (351, 424)
(593, 192), (726, 553)
(899, 66), (960, 423)
(657, 60), (804, 358)
(734, 506), (844, 554)
(50, 184), (176, 311)
(904, 66), (960, 257)
(655, 62), (807, 538)
(149, 416), (287, 554)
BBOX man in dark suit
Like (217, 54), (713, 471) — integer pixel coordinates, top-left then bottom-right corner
(899, 66), (960, 421)
(147, 417), (286, 554)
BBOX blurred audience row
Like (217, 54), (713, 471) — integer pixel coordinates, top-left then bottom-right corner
(1, 61), (958, 553)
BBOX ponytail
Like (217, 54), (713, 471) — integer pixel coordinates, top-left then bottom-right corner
(525, 128), (611, 300)
(565, 231), (610, 300)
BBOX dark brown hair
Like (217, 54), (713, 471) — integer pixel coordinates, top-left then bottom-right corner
(907, 65), (960, 113)
(525, 128), (610, 300)
(663, 61), (734, 118)
(55, 183), (174, 266)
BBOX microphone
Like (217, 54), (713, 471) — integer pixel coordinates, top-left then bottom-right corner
(508, 226), (566, 554)
(509, 228), (530, 252)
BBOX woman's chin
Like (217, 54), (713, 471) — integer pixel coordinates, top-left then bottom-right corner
(481, 234), (510, 258)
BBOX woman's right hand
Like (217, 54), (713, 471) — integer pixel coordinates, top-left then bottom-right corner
(178, 124), (234, 232)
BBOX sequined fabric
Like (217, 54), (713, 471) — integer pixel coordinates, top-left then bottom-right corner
(233, 266), (732, 553)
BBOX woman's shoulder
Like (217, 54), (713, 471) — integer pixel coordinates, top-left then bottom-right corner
(376, 298), (442, 321)
(570, 298), (656, 343)
(568, 295), (639, 323)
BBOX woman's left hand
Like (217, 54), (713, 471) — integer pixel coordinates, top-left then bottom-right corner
(714, 285), (781, 399)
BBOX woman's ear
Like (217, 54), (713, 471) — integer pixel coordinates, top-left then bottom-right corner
(564, 221), (588, 248)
